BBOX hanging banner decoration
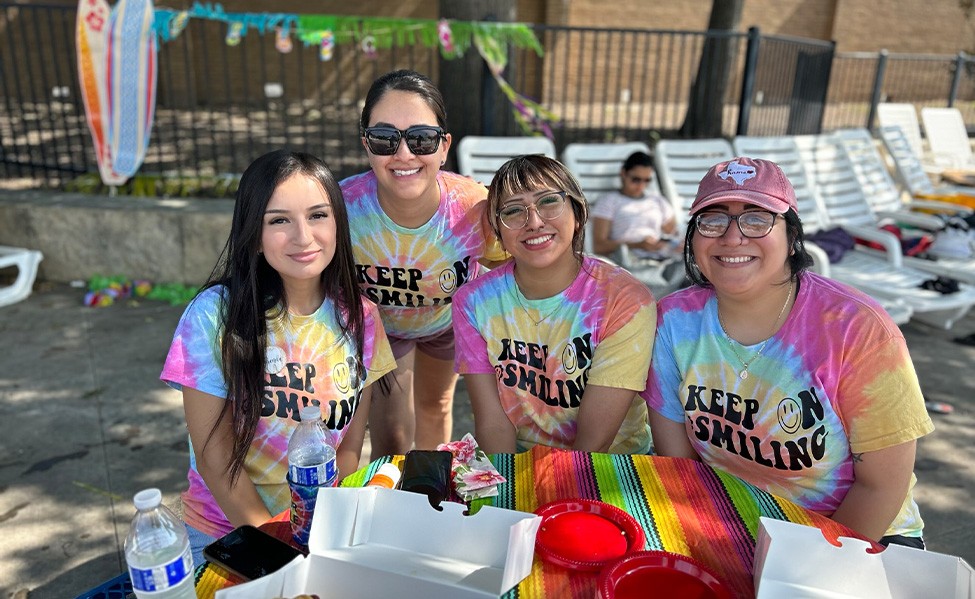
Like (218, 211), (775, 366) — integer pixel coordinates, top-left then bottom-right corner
(360, 34), (377, 59)
(77, 0), (126, 185)
(319, 29), (334, 61)
(275, 25), (293, 53)
(108, 0), (158, 179)
(475, 28), (559, 139)
(437, 19), (455, 56)
(149, 3), (559, 137)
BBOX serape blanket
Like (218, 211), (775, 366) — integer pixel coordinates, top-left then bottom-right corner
(196, 445), (865, 599)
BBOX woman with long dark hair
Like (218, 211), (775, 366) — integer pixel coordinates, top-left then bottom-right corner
(161, 149), (395, 565)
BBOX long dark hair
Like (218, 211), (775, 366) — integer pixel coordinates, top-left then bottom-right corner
(201, 149), (364, 483)
(683, 208), (814, 287)
(360, 69), (447, 130)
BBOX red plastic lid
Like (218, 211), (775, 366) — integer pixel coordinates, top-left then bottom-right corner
(596, 550), (734, 599)
(534, 499), (645, 571)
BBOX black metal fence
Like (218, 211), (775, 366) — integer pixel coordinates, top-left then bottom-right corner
(1, 3), (973, 194)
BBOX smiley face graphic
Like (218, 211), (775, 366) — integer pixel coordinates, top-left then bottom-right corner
(333, 362), (351, 394)
(439, 269), (457, 293)
(777, 398), (802, 434)
(561, 343), (578, 375)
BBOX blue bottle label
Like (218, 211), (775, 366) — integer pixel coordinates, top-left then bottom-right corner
(128, 546), (192, 592)
(289, 458), (336, 487)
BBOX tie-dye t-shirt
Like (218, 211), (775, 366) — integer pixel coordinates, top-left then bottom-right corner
(453, 256), (656, 453)
(643, 272), (933, 537)
(160, 286), (396, 537)
(340, 170), (507, 340)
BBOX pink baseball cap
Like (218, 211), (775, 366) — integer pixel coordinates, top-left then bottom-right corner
(689, 157), (798, 215)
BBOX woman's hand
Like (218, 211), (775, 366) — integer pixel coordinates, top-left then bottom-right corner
(829, 440), (917, 541)
(183, 387), (273, 527)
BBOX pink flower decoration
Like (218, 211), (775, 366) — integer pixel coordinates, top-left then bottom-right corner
(461, 470), (505, 489)
(440, 437), (477, 464)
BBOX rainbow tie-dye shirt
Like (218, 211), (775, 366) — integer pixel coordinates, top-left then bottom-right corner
(453, 256), (656, 453)
(340, 170), (506, 340)
(643, 272), (934, 537)
(160, 287), (396, 537)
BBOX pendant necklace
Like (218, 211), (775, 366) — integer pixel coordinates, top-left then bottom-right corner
(511, 274), (562, 327)
(717, 279), (794, 380)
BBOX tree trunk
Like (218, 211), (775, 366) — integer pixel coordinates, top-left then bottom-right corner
(679, 0), (744, 138)
(438, 0), (516, 157)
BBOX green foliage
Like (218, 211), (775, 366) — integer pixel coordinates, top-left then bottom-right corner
(63, 174), (239, 199)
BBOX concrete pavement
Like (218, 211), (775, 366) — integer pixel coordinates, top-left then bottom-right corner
(1, 281), (973, 599)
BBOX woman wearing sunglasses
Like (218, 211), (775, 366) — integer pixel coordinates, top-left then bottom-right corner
(591, 151), (679, 262)
(340, 70), (507, 458)
(452, 155), (657, 454)
(644, 157), (933, 548)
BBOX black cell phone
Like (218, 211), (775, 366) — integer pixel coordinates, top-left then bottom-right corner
(400, 449), (454, 510)
(203, 525), (303, 581)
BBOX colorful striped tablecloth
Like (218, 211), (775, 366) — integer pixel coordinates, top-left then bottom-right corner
(196, 445), (865, 599)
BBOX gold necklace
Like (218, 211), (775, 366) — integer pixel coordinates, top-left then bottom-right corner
(717, 279), (794, 380)
(511, 273), (562, 327)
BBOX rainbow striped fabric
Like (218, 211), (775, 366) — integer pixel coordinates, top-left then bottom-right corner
(198, 446), (863, 599)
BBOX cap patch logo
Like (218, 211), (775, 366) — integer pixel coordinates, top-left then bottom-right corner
(718, 160), (757, 186)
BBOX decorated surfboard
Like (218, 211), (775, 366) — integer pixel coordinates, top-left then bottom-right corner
(107, 0), (157, 179)
(76, 0), (125, 185)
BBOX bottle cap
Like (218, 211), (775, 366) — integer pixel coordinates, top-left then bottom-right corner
(366, 463), (402, 489)
(133, 488), (162, 511)
(299, 405), (322, 423)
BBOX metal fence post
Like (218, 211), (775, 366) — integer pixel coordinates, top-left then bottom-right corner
(948, 51), (966, 107)
(866, 49), (888, 131)
(736, 26), (761, 136)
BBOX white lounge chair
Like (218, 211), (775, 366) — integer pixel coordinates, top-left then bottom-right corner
(878, 125), (975, 204)
(734, 134), (975, 329)
(455, 135), (557, 186)
(0, 246), (43, 308)
(803, 132), (975, 289)
(877, 103), (926, 163)
(654, 138), (737, 218)
(833, 128), (963, 230)
(561, 141), (656, 204)
(920, 107), (975, 171)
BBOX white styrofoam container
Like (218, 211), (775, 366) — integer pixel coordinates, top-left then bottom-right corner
(216, 487), (541, 599)
(754, 517), (975, 599)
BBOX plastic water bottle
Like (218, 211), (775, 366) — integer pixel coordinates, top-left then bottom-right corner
(288, 404), (337, 547)
(124, 488), (197, 599)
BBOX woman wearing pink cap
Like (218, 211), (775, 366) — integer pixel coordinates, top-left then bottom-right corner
(643, 157), (934, 548)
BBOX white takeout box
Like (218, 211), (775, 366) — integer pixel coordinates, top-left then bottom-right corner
(216, 487), (542, 599)
(754, 517), (975, 598)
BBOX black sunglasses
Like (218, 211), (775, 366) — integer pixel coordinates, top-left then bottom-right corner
(361, 125), (446, 156)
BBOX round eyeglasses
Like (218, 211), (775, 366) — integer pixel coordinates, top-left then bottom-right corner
(497, 191), (568, 230)
(695, 211), (779, 238)
(361, 125), (446, 156)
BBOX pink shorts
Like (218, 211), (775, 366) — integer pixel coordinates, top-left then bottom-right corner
(387, 327), (455, 361)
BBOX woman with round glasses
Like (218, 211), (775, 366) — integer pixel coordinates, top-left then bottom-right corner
(340, 70), (507, 458)
(452, 155), (657, 454)
(643, 157), (933, 548)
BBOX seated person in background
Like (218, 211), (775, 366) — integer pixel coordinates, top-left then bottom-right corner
(453, 155), (657, 455)
(644, 156), (934, 548)
(591, 151), (680, 262)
